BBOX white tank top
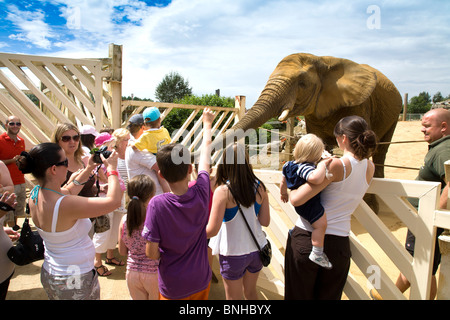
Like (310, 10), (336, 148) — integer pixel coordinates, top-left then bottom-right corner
(296, 155), (370, 237)
(209, 202), (267, 256)
(37, 196), (95, 275)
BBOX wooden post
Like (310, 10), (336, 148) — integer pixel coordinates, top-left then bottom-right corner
(437, 160), (450, 300)
(402, 93), (408, 121)
(108, 43), (122, 129)
(234, 95), (246, 125)
(446, 160), (450, 210)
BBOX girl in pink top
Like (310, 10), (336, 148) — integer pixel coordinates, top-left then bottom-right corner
(119, 175), (159, 300)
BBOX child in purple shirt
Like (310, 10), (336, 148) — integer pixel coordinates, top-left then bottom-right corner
(142, 108), (215, 300)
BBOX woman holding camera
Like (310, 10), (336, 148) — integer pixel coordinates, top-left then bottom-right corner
(17, 142), (122, 300)
(52, 123), (97, 197)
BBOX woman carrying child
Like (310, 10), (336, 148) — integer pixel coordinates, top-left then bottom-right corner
(284, 115), (377, 300)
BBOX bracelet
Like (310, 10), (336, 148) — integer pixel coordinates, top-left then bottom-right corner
(106, 170), (119, 177)
(73, 179), (88, 186)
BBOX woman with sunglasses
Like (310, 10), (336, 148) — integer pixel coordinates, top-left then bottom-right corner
(52, 123), (97, 197)
(17, 142), (122, 300)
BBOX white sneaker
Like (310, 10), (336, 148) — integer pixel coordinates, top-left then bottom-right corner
(309, 251), (333, 269)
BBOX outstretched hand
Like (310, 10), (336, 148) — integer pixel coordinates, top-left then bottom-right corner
(202, 108), (215, 126)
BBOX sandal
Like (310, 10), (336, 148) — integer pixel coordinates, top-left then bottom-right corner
(95, 265), (112, 276)
(105, 257), (125, 266)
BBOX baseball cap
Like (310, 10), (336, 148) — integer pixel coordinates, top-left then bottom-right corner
(95, 132), (114, 147)
(143, 107), (161, 122)
(128, 114), (144, 126)
(80, 125), (99, 137)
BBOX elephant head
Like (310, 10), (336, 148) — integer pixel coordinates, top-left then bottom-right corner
(207, 53), (402, 180)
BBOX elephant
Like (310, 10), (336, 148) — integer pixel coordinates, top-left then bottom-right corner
(205, 53), (403, 211)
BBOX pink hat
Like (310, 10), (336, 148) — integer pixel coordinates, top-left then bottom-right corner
(80, 125), (99, 137)
(94, 132), (114, 147)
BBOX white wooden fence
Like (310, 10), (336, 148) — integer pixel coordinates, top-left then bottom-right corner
(253, 169), (450, 300)
(0, 44), (122, 148)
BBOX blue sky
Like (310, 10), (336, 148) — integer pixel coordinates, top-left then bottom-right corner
(0, 0), (449, 107)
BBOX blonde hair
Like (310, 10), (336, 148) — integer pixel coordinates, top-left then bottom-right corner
(293, 134), (324, 164)
(112, 128), (130, 147)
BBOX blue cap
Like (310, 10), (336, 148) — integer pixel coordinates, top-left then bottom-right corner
(143, 107), (161, 122)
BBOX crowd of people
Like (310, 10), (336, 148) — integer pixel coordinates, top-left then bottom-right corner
(0, 107), (449, 300)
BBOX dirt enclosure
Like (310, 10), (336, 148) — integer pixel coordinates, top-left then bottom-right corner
(6, 121), (428, 300)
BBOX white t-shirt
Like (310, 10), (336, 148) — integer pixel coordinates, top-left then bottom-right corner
(125, 136), (163, 195)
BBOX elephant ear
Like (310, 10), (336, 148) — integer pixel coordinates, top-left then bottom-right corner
(315, 56), (377, 119)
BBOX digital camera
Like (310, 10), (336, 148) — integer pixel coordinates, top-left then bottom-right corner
(92, 146), (112, 164)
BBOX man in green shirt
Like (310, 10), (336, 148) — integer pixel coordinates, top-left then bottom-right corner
(371, 108), (450, 300)
(398, 108), (450, 299)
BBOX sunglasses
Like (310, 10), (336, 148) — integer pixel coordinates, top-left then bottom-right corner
(60, 135), (80, 142)
(8, 122), (21, 126)
(54, 158), (69, 167)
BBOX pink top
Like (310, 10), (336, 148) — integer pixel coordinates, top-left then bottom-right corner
(121, 216), (158, 273)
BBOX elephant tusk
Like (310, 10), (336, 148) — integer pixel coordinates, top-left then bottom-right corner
(278, 109), (290, 121)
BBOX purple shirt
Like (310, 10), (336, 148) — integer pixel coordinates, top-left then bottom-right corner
(142, 171), (212, 299)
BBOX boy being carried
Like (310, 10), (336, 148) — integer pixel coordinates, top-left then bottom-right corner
(132, 107), (171, 192)
(134, 107), (171, 155)
(143, 108), (215, 300)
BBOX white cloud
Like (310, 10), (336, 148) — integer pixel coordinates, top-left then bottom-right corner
(6, 5), (55, 49)
(3, 0), (450, 107)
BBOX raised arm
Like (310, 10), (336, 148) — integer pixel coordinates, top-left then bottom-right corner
(61, 150), (123, 220)
(198, 108), (215, 174)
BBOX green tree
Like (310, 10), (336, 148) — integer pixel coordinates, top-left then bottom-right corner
(162, 94), (234, 136)
(432, 92), (444, 103)
(408, 91), (432, 113)
(155, 72), (192, 103)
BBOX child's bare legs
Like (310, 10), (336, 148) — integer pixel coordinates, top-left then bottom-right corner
(309, 213), (332, 269)
(223, 270), (260, 300)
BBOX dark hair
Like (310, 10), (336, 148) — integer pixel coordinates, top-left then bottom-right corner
(334, 116), (377, 159)
(156, 143), (191, 183)
(144, 118), (160, 129)
(215, 143), (266, 208)
(80, 134), (96, 150)
(126, 175), (155, 237)
(17, 143), (63, 180)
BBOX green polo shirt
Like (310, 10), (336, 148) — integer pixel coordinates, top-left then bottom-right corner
(417, 135), (450, 189)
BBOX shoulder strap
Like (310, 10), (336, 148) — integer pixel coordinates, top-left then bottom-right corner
(51, 196), (66, 233)
(226, 182), (262, 252)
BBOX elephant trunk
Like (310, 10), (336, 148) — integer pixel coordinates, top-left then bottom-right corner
(209, 76), (294, 155)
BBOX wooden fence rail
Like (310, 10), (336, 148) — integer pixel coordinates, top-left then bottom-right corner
(252, 169), (450, 300)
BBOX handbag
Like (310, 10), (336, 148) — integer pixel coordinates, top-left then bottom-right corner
(93, 214), (110, 233)
(226, 183), (272, 267)
(7, 217), (45, 266)
(92, 167), (110, 233)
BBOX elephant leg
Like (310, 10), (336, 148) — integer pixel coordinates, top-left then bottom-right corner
(364, 120), (399, 214)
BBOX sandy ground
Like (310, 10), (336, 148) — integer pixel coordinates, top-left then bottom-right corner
(5, 121), (427, 300)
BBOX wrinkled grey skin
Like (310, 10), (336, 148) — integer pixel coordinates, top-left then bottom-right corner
(207, 53), (402, 180)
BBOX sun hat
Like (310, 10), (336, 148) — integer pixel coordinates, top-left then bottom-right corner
(127, 114), (144, 126)
(80, 124), (99, 137)
(143, 107), (161, 122)
(94, 132), (114, 147)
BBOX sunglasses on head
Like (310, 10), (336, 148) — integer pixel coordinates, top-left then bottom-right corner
(61, 135), (80, 142)
(54, 158), (69, 167)
(8, 122), (21, 127)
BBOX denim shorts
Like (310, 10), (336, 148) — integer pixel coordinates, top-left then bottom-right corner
(219, 251), (262, 280)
